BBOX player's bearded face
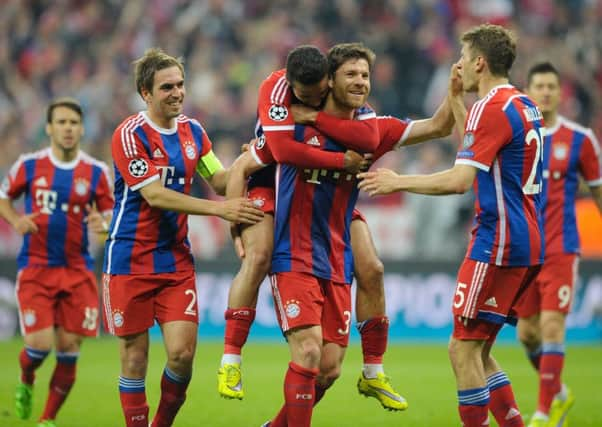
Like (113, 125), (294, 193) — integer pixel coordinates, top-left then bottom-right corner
(46, 106), (83, 153)
(148, 66), (185, 123)
(527, 73), (560, 115)
(330, 58), (370, 110)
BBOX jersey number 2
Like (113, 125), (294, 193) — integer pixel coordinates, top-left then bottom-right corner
(522, 128), (545, 195)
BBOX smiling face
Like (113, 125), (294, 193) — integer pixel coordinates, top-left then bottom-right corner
(142, 66), (185, 128)
(329, 58), (371, 111)
(46, 106), (84, 155)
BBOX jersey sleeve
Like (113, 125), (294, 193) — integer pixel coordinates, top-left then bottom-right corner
(111, 123), (160, 191)
(313, 104), (379, 152)
(372, 116), (413, 161)
(190, 122), (225, 179)
(257, 78), (345, 170)
(0, 156), (28, 200)
(578, 130), (602, 186)
(94, 163), (114, 214)
(455, 103), (512, 171)
(250, 135), (275, 166)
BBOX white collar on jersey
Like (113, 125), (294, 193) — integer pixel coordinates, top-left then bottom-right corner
(543, 115), (563, 136)
(48, 147), (81, 170)
(141, 111), (178, 135)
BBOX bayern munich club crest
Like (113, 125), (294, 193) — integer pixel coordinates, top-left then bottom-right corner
(183, 140), (197, 160)
(554, 143), (568, 160)
(128, 159), (149, 178)
(74, 178), (89, 196)
(285, 299), (301, 319)
(23, 309), (36, 327)
(252, 197), (265, 208)
(113, 310), (124, 328)
(268, 104), (288, 121)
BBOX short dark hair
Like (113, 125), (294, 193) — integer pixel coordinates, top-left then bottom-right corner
(461, 24), (516, 78)
(47, 97), (83, 123)
(133, 48), (185, 96)
(327, 42), (376, 78)
(285, 45), (328, 85)
(527, 62), (560, 86)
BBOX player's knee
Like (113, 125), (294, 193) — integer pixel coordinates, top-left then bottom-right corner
(55, 336), (83, 353)
(319, 363), (341, 386)
(246, 246), (272, 277)
(167, 346), (195, 368)
(518, 328), (539, 349)
(447, 338), (475, 370)
(356, 259), (384, 291)
(541, 317), (565, 343)
(297, 340), (321, 368)
(517, 319), (540, 350)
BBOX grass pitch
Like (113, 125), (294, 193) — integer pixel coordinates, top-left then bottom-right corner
(1, 338), (600, 426)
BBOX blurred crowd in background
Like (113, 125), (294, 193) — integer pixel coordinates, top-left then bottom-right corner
(1, 0), (601, 260)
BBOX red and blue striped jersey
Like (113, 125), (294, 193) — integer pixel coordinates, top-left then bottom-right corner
(253, 116), (411, 283)
(456, 84), (545, 267)
(0, 148), (113, 271)
(249, 69), (380, 191)
(103, 112), (212, 275)
(542, 116), (601, 255)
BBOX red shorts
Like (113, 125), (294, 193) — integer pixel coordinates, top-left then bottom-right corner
(452, 259), (540, 339)
(247, 186), (275, 215)
(514, 253), (578, 317)
(16, 266), (99, 337)
(270, 272), (351, 347)
(453, 316), (503, 342)
(102, 270), (198, 336)
(351, 208), (366, 222)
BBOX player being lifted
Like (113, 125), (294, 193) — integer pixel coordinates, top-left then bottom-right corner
(217, 44), (408, 411)
(359, 24), (545, 427)
(514, 62), (602, 427)
(0, 97), (113, 427)
(102, 48), (263, 427)
(229, 42), (458, 427)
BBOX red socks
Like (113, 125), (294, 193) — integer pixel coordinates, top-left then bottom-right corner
(224, 307), (256, 354)
(458, 387), (490, 427)
(538, 349), (564, 414)
(270, 362), (318, 427)
(487, 372), (523, 426)
(151, 368), (190, 427)
(357, 316), (389, 364)
(19, 347), (49, 385)
(40, 352), (78, 421)
(119, 377), (148, 427)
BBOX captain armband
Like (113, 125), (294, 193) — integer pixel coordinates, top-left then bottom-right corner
(195, 150), (224, 179)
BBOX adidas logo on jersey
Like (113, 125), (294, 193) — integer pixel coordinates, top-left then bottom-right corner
(34, 176), (48, 187)
(484, 297), (498, 308)
(306, 136), (320, 146)
(153, 148), (164, 158)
